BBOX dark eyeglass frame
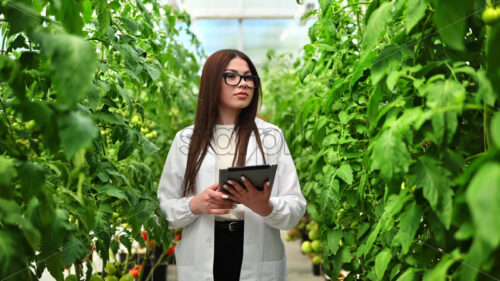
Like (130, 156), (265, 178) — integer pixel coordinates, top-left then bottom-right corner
(222, 72), (260, 89)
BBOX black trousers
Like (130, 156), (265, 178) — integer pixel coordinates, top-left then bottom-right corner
(213, 221), (244, 281)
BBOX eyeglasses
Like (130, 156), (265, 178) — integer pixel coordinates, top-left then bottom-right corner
(222, 72), (259, 89)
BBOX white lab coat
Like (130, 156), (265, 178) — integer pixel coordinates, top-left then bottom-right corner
(157, 118), (306, 281)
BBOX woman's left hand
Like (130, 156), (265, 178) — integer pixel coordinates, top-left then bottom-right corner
(223, 176), (273, 216)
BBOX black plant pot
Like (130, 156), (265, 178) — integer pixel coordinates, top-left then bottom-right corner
(312, 263), (321, 276)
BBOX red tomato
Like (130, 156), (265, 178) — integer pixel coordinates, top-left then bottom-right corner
(129, 269), (139, 278)
(141, 232), (148, 242)
(166, 244), (176, 255)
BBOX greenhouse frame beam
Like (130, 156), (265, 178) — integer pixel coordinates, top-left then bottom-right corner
(190, 14), (298, 20)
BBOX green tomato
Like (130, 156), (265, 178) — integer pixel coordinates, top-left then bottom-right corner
(308, 229), (319, 240)
(301, 241), (313, 254)
(483, 7), (500, 25)
(119, 273), (135, 281)
(105, 262), (117, 275)
(312, 255), (323, 265)
(311, 240), (322, 252)
(65, 275), (77, 281)
(131, 115), (141, 125)
(90, 274), (104, 281)
(25, 120), (36, 130)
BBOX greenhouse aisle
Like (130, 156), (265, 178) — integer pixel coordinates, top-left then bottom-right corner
(166, 230), (325, 280)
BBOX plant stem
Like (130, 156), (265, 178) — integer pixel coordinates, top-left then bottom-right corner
(144, 251), (167, 281)
(138, 248), (149, 281)
(102, 259), (106, 279)
(122, 251), (130, 276)
(484, 103), (491, 151)
(445, 62), (458, 81)
(75, 263), (82, 280)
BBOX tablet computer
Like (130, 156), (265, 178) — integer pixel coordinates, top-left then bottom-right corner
(219, 164), (278, 192)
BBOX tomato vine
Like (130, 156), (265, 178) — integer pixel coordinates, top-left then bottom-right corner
(263, 0), (500, 280)
(0, 0), (200, 280)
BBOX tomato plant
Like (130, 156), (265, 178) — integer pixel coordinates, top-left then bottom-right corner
(0, 0), (200, 280)
(263, 0), (500, 280)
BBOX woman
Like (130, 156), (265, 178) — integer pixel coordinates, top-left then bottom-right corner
(157, 49), (306, 281)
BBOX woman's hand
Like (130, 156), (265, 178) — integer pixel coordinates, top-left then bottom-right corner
(223, 177), (273, 217)
(189, 183), (235, 215)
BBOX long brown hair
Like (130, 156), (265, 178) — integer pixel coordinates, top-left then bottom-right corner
(181, 49), (266, 197)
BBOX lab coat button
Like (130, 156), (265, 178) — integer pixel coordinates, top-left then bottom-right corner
(206, 238), (211, 243)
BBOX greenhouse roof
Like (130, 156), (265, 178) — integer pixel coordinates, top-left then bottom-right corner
(171, 0), (317, 66)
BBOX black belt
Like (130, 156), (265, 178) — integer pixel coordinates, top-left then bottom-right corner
(215, 221), (244, 232)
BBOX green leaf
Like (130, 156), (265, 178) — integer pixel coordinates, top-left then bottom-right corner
(392, 201), (423, 254)
(336, 164), (353, 185)
(118, 128), (138, 161)
(1, 1), (39, 35)
(58, 111), (98, 159)
(369, 128), (410, 182)
(432, 0), (472, 50)
(423, 249), (460, 281)
(405, 0), (427, 33)
(60, 0), (84, 35)
(350, 51), (376, 92)
(423, 80), (465, 146)
(371, 45), (404, 85)
(326, 229), (342, 256)
(362, 2), (393, 56)
(141, 135), (160, 156)
(364, 221), (381, 256)
(93, 111), (125, 125)
(145, 62), (161, 81)
(81, 0), (93, 23)
(466, 162), (500, 248)
(380, 191), (412, 230)
(396, 268), (418, 281)
(338, 111), (350, 124)
(87, 85), (101, 111)
(486, 25), (500, 97)
(115, 84), (134, 115)
(491, 112), (500, 150)
(0, 156), (17, 187)
(7, 34), (29, 52)
(95, 0), (111, 36)
(93, 184), (130, 203)
(367, 84), (384, 126)
(415, 156), (453, 229)
(38, 32), (97, 107)
(136, 0), (153, 25)
(0, 230), (17, 272)
(44, 248), (64, 281)
(115, 44), (142, 79)
(357, 222), (370, 238)
(61, 234), (85, 266)
(119, 17), (139, 34)
(19, 162), (46, 201)
(458, 238), (491, 281)
(375, 248), (392, 281)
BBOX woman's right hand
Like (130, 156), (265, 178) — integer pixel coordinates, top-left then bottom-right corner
(189, 183), (235, 215)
